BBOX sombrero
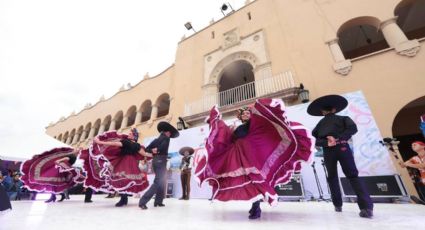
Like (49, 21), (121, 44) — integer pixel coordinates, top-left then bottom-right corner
(157, 121), (180, 138)
(307, 94), (348, 116)
(179, 147), (194, 156)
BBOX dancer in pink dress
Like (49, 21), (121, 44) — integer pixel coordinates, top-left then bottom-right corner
(84, 128), (154, 207)
(21, 147), (85, 202)
(195, 98), (315, 219)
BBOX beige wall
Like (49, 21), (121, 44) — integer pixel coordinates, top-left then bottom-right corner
(47, 0), (425, 144)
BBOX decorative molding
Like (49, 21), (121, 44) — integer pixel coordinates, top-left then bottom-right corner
(395, 40), (421, 57)
(333, 60), (352, 76)
(223, 28), (241, 50)
(399, 46), (421, 57)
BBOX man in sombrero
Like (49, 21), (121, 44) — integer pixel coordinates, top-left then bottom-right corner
(138, 121), (179, 210)
(179, 147), (194, 200)
(308, 94), (374, 218)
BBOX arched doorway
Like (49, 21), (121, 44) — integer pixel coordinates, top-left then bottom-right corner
(218, 60), (255, 106)
(392, 96), (425, 161)
(392, 95), (425, 199)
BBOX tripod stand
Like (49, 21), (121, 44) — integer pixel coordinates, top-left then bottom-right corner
(311, 160), (331, 202)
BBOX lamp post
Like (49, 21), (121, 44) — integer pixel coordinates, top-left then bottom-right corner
(184, 22), (196, 33)
(220, 3), (234, 16)
(177, 117), (188, 131)
(298, 83), (310, 103)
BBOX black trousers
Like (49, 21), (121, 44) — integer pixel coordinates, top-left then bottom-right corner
(139, 156), (167, 206)
(180, 171), (191, 199)
(323, 145), (373, 210)
(0, 184), (12, 211)
(84, 187), (93, 201)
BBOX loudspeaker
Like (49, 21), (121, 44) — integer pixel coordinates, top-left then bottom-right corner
(340, 175), (407, 198)
(274, 174), (304, 198)
(166, 181), (174, 197)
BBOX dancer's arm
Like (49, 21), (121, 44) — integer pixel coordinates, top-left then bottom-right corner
(138, 148), (157, 158)
(55, 157), (70, 164)
(94, 137), (123, 147)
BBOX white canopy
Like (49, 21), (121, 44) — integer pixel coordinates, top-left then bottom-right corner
(0, 133), (69, 160)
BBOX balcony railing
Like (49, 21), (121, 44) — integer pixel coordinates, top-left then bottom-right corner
(184, 71), (296, 117)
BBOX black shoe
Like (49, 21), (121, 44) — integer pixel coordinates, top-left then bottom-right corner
(115, 198), (128, 207)
(58, 194), (66, 202)
(248, 207), (261, 220)
(84, 200), (93, 203)
(139, 204), (148, 210)
(45, 194), (56, 203)
(179, 197), (185, 200)
(359, 209), (373, 218)
(154, 203), (165, 207)
(334, 206), (342, 212)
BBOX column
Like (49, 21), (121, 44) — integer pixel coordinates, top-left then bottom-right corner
(135, 111), (142, 124)
(326, 38), (352, 76)
(381, 17), (420, 57)
(110, 120), (116, 131)
(98, 124), (106, 135)
(66, 136), (72, 145)
(79, 130), (87, 142)
(88, 127), (96, 139)
(72, 133), (80, 145)
(121, 116), (129, 129)
(151, 105), (159, 120)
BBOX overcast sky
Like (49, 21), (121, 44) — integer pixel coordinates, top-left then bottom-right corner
(0, 0), (246, 159)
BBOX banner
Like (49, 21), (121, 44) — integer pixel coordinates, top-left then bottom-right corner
(143, 91), (396, 199)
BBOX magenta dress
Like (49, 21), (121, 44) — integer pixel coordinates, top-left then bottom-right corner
(82, 131), (149, 195)
(21, 147), (84, 194)
(195, 98), (315, 205)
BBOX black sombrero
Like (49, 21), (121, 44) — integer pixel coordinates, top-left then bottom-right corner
(307, 94), (348, 116)
(157, 121), (180, 138)
(179, 147), (194, 156)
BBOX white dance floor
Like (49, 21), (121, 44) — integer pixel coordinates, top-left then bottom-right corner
(1, 195), (424, 230)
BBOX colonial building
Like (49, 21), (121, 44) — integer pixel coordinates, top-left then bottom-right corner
(46, 0), (425, 194)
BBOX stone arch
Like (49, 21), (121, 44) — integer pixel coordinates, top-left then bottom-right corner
(337, 16), (389, 59)
(140, 100), (152, 122)
(155, 93), (171, 118)
(102, 115), (112, 131)
(125, 105), (137, 127)
(76, 125), (84, 142)
(113, 111), (124, 130)
(93, 119), (101, 136)
(82, 122), (92, 140)
(69, 129), (76, 144)
(63, 131), (69, 143)
(208, 51), (258, 85)
(394, 0), (425, 40)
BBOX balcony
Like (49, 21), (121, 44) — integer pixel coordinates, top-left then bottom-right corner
(182, 71), (300, 124)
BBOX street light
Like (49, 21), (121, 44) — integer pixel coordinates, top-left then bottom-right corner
(184, 22), (196, 33)
(298, 83), (310, 103)
(177, 117), (188, 130)
(220, 3), (234, 16)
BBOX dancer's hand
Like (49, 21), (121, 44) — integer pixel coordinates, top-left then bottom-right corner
(94, 137), (100, 144)
(152, 148), (158, 154)
(327, 136), (337, 146)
